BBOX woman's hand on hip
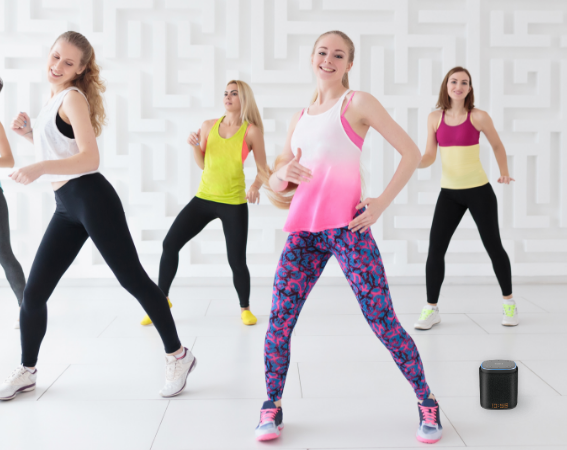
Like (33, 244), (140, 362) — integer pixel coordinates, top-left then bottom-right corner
(9, 162), (44, 185)
(349, 195), (389, 233)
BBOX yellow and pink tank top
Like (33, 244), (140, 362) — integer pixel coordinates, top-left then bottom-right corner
(436, 110), (489, 190)
(285, 90), (364, 233)
(195, 117), (250, 205)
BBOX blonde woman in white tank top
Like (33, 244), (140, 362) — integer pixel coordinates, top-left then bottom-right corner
(256, 31), (443, 444)
(0, 32), (195, 402)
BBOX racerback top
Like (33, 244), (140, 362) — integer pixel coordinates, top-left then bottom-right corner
(33, 86), (97, 182)
(285, 90), (363, 233)
(195, 117), (250, 205)
(436, 110), (488, 190)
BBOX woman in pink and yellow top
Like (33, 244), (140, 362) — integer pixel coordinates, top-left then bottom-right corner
(414, 67), (516, 332)
(139, 80), (268, 327)
(254, 31), (442, 445)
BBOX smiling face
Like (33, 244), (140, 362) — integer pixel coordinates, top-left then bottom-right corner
(46, 39), (85, 88)
(311, 33), (353, 85)
(446, 71), (471, 103)
(224, 83), (241, 113)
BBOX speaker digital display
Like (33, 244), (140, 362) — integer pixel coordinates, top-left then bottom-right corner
(479, 360), (518, 410)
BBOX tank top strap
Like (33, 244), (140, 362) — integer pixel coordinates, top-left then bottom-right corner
(57, 87), (90, 111)
(341, 90), (355, 117)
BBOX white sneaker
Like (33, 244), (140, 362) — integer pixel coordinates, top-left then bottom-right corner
(502, 303), (519, 326)
(14, 319), (20, 329)
(0, 365), (37, 401)
(159, 347), (197, 398)
(414, 305), (441, 330)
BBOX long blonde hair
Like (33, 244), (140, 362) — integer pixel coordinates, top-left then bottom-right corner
(226, 80), (263, 134)
(264, 31), (356, 209)
(54, 31), (106, 137)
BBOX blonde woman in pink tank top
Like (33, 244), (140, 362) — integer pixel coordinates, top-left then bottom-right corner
(255, 31), (443, 445)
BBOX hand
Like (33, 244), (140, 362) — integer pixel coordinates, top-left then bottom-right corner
(11, 112), (32, 137)
(275, 148), (312, 184)
(247, 186), (260, 204)
(9, 163), (44, 185)
(188, 129), (201, 147)
(497, 175), (515, 184)
(348, 195), (389, 233)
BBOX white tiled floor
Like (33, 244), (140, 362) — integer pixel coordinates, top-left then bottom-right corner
(0, 281), (565, 449)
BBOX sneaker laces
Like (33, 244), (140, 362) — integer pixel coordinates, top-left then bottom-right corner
(4, 366), (27, 384)
(419, 308), (434, 321)
(419, 403), (438, 428)
(260, 408), (278, 425)
(503, 304), (516, 318)
(165, 357), (187, 381)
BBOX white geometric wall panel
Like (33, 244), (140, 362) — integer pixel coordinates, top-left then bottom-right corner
(0, 0), (565, 279)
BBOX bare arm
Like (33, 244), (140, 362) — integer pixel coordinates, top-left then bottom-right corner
(245, 125), (267, 204)
(187, 119), (215, 170)
(10, 91), (99, 185)
(0, 122), (15, 168)
(472, 109), (514, 184)
(418, 111), (441, 168)
(347, 91), (421, 232)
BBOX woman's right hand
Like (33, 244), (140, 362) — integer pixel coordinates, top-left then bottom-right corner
(187, 129), (201, 148)
(11, 112), (32, 137)
(275, 148), (312, 184)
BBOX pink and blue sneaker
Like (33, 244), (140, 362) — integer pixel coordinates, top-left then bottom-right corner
(255, 400), (283, 441)
(416, 398), (443, 444)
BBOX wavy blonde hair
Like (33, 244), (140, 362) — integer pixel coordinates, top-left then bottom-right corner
(54, 31), (106, 137)
(226, 80), (263, 134)
(264, 30), (356, 209)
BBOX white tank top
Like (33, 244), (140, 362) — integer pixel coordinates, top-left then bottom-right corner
(285, 90), (362, 232)
(34, 86), (98, 182)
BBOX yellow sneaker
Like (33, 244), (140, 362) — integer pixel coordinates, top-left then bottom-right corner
(241, 310), (257, 326)
(140, 297), (173, 326)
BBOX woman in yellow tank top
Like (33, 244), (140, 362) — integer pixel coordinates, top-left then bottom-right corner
(415, 67), (517, 331)
(140, 80), (268, 326)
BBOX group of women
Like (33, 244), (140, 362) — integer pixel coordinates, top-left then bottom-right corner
(0, 29), (516, 445)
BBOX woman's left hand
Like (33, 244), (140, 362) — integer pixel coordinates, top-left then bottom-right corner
(9, 163), (44, 185)
(497, 175), (515, 184)
(247, 186), (260, 204)
(349, 195), (389, 233)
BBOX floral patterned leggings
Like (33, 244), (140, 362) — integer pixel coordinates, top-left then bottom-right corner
(264, 225), (431, 401)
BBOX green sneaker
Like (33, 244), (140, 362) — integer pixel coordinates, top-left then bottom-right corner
(502, 302), (519, 326)
(414, 305), (441, 330)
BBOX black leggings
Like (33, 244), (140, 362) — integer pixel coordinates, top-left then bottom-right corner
(426, 183), (512, 303)
(159, 196), (250, 308)
(0, 188), (26, 306)
(20, 173), (181, 366)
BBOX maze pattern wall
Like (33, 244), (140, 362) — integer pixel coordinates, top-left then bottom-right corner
(0, 0), (565, 278)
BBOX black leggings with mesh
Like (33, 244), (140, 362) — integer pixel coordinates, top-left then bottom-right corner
(159, 196), (250, 308)
(426, 183), (512, 303)
(20, 173), (181, 367)
(0, 188), (26, 306)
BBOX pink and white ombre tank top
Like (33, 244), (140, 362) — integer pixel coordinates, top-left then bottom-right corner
(284, 90), (364, 233)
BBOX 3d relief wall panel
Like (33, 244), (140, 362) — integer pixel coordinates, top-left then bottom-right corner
(0, 0), (565, 278)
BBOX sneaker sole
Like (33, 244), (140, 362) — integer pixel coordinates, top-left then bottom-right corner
(416, 432), (442, 444)
(414, 318), (441, 330)
(502, 322), (519, 327)
(160, 357), (197, 398)
(256, 424), (284, 441)
(0, 384), (36, 401)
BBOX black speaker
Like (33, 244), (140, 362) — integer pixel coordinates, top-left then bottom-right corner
(479, 360), (518, 410)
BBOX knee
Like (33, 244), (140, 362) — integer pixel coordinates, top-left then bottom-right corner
(162, 235), (182, 256)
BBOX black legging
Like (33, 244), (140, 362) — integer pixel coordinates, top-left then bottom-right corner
(20, 173), (181, 366)
(426, 183), (512, 303)
(159, 196), (250, 308)
(0, 188), (26, 306)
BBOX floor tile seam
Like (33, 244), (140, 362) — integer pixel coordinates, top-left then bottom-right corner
(150, 400), (170, 450)
(36, 364), (72, 402)
(436, 401), (468, 448)
(519, 360), (563, 396)
(513, 293), (550, 312)
(296, 362), (304, 399)
(95, 316), (119, 338)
